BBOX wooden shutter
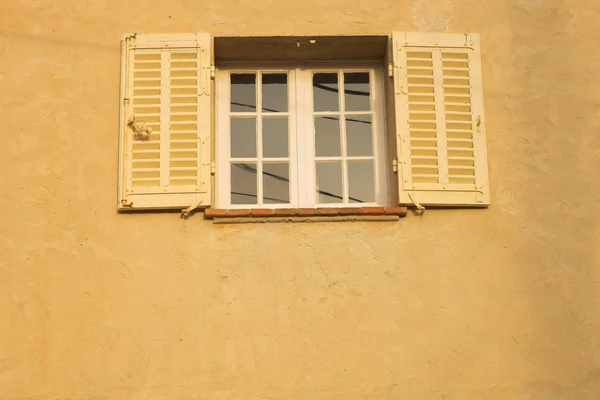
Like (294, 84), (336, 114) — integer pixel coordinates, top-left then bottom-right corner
(117, 33), (212, 210)
(392, 32), (490, 206)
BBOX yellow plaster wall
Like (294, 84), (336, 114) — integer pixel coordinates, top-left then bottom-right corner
(1, 0), (599, 398)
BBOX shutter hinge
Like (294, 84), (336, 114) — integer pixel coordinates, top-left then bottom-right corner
(392, 158), (398, 173)
(392, 63), (405, 95)
(464, 33), (475, 49)
(210, 161), (216, 175)
(210, 65), (216, 79)
(121, 199), (133, 208)
(127, 115), (153, 140)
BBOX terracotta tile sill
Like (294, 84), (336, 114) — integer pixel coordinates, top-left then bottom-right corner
(204, 207), (407, 223)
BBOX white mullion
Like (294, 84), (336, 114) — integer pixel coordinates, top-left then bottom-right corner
(366, 68), (377, 203)
(315, 111), (371, 116)
(256, 72), (264, 205)
(258, 112), (291, 116)
(315, 156), (348, 162)
(339, 70), (349, 204)
(336, 156), (375, 162)
(230, 158), (264, 163)
(159, 51), (170, 188)
(233, 157), (290, 162)
(345, 112), (373, 120)
(372, 67), (389, 206)
(313, 111), (342, 116)
(232, 112), (263, 117)
(216, 70), (229, 207)
(297, 68), (314, 207)
(287, 69), (298, 207)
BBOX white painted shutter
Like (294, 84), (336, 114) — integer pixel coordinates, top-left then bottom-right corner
(117, 33), (212, 210)
(392, 32), (490, 206)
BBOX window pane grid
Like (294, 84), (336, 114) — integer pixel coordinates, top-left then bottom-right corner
(229, 71), (291, 205)
(313, 70), (375, 205)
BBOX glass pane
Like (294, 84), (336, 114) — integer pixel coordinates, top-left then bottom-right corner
(230, 118), (256, 158)
(262, 117), (288, 158)
(346, 115), (373, 156)
(347, 160), (375, 203)
(263, 163), (290, 204)
(314, 116), (341, 157)
(231, 73), (256, 112)
(231, 163), (257, 205)
(262, 73), (288, 112)
(316, 162), (343, 204)
(344, 72), (371, 111)
(313, 73), (339, 112)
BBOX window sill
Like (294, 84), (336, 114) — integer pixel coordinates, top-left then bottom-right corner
(204, 206), (407, 223)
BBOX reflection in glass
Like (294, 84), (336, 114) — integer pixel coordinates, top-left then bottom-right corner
(316, 162), (343, 204)
(262, 73), (288, 112)
(346, 115), (373, 157)
(231, 73), (256, 112)
(344, 72), (371, 111)
(348, 161), (375, 203)
(263, 163), (290, 204)
(230, 118), (256, 158)
(313, 73), (339, 112)
(262, 117), (288, 158)
(231, 163), (257, 204)
(314, 117), (340, 157)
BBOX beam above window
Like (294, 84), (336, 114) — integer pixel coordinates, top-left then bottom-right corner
(214, 35), (389, 62)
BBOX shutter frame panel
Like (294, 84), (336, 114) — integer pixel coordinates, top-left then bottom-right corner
(117, 33), (212, 211)
(392, 31), (490, 207)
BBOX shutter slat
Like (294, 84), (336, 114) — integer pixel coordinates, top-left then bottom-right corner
(170, 94), (199, 98)
(441, 67), (470, 72)
(393, 31), (490, 207)
(411, 147), (439, 151)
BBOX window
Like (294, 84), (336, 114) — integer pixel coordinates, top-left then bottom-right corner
(216, 64), (388, 208)
(117, 32), (490, 213)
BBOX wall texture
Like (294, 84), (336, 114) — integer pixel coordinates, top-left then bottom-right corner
(1, 0), (600, 399)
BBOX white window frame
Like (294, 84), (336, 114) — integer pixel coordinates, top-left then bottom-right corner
(216, 61), (389, 209)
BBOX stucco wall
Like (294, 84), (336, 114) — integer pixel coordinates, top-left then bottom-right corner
(1, 0), (600, 399)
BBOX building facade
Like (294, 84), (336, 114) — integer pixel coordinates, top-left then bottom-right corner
(1, 0), (599, 399)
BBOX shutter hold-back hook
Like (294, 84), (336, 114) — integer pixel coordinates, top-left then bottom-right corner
(127, 115), (153, 140)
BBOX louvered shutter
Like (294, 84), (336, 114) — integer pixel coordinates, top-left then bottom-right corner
(392, 32), (490, 206)
(117, 33), (212, 210)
